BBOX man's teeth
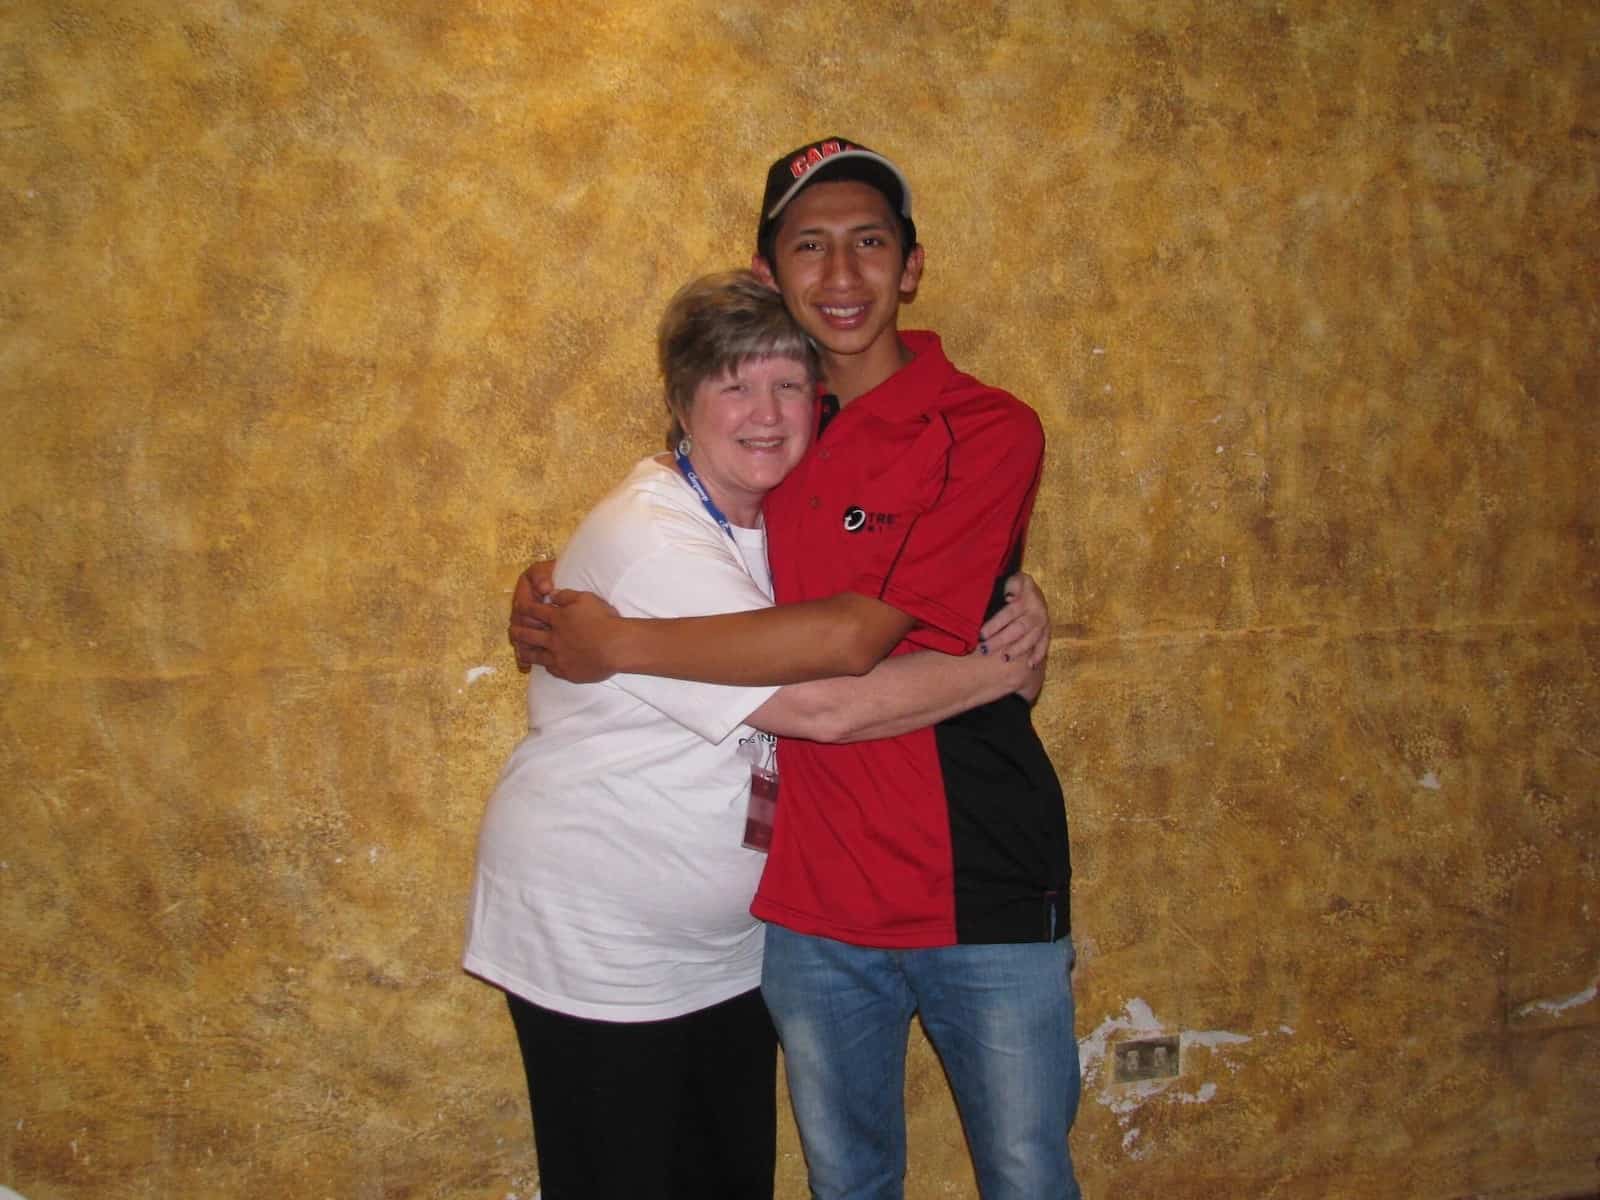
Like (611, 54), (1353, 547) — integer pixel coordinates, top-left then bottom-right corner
(821, 305), (865, 317)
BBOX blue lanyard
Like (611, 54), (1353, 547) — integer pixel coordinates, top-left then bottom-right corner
(673, 449), (737, 542)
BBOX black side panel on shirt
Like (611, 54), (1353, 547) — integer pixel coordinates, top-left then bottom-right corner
(934, 569), (1072, 944)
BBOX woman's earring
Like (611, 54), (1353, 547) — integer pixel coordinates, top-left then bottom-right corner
(678, 436), (693, 457)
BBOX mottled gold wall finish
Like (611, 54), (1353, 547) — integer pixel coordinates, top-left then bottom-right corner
(2, 2), (1596, 1198)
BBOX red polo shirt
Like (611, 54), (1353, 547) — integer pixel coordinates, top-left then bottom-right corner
(753, 331), (1071, 948)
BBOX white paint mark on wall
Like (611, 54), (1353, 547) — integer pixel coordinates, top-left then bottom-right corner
(466, 665), (497, 686)
(1078, 997), (1165, 1080)
(1081, 998), (1297, 1160)
(1513, 970), (1599, 1019)
(1184, 1029), (1253, 1051)
(1103, 1076), (1178, 1120)
(1080, 998), (1260, 1084)
(1418, 770), (1442, 790)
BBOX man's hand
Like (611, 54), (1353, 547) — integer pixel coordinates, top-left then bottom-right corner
(978, 572), (1051, 668)
(508, 560), (558, 674)
(512, 587), (627, 683)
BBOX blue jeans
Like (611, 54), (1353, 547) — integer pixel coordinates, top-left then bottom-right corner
(763, 925), (1081, 1200)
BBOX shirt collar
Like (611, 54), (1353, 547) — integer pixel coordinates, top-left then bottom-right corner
(833, 331), (952, 425)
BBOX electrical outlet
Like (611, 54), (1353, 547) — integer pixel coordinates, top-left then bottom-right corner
(1112, 1035), (1180, 1082)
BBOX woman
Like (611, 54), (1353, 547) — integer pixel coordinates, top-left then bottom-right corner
(463, 271), (1043, 1200)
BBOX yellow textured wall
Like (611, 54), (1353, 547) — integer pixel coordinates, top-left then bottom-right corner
(2, 2), (1596, 1198)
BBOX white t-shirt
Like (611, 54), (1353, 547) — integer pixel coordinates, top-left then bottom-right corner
(463, 457), (780, 1022)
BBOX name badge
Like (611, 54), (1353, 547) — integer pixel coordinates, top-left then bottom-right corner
(737, 735), (778, 853)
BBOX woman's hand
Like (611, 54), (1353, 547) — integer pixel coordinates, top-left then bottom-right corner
(1015, 658), (1047, 706)
(977, 571), (1051, 668)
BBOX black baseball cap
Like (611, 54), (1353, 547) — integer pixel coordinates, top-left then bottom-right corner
(756, 136), (917, 255)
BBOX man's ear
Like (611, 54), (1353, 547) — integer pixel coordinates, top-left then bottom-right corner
(898, 244), (926, 298)
(751, 254), (779, 290)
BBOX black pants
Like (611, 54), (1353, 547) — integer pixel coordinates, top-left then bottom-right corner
(505, 987), (778, 1200)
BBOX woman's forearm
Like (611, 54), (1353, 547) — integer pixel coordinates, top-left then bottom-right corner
(749, 647), (1035, 743)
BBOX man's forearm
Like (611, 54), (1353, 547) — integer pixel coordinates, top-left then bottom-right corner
(598, 592), (915, 686)
(750, 648), (1032, 743)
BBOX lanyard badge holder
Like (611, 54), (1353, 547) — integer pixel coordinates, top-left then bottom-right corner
(672, 448), (780, 854)
(738, 736), (779, 852)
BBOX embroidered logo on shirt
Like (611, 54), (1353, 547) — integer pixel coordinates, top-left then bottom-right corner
(842, 506), (896, 534)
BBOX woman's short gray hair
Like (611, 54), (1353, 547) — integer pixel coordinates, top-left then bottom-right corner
(656, 270), (819, 449)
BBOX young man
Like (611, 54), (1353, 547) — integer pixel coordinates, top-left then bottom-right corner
(515, 138), (1080, 1199)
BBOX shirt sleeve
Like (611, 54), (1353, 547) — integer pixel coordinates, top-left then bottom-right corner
(592, 506), (781, 745)
(876, 399), (1045, 655)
